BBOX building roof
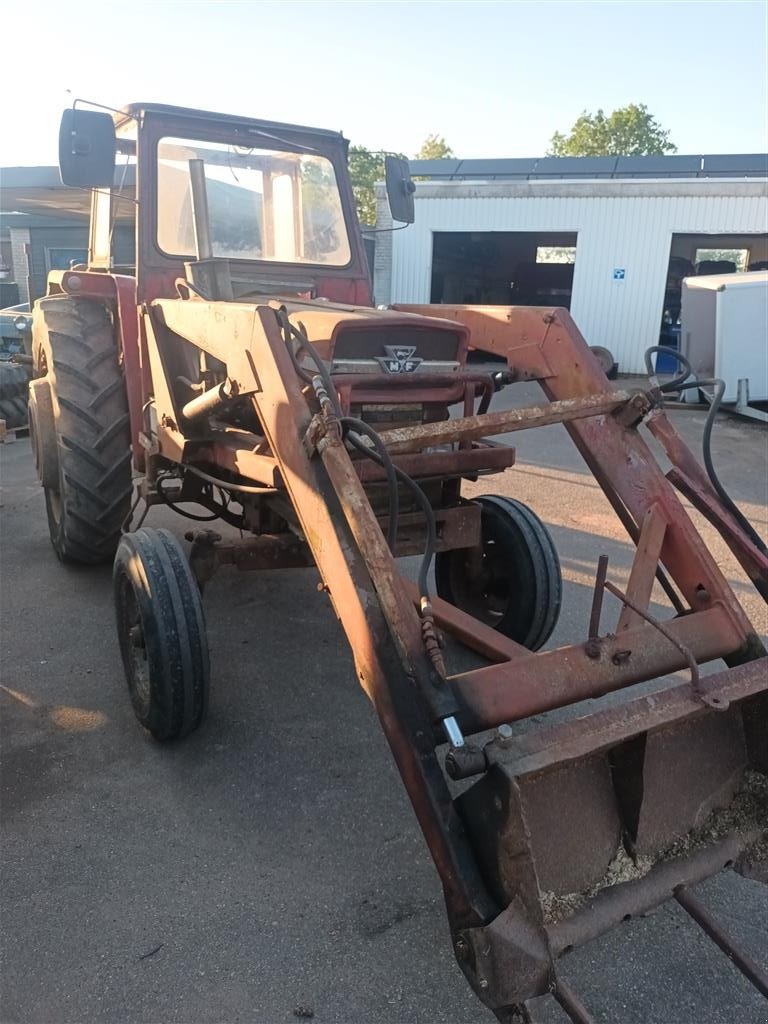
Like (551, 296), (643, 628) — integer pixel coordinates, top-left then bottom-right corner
(0, 166), (134, 218)
(409, 153), (768, 181)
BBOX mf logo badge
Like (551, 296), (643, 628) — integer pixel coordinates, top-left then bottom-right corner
(376, 345), (423, 374)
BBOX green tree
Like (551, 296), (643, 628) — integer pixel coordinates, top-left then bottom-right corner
(348, 146), (385, 226)
(548, 104), (677, 157)
(416, 134), (454, 160)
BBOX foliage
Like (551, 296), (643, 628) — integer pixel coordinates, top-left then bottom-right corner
(348, 134), (454, 225)
(415, 134), (454, 160)
(548, 104), (677, 157)
(348, 146), (385, 226)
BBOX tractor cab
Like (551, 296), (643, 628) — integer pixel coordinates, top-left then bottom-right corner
(58, 103), (413, 306)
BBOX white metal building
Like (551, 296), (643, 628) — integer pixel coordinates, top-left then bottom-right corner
(374, 155), (768, 373)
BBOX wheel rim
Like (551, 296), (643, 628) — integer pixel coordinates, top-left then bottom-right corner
(48, 488), (62, 523)
(444, 513), (533, 633)
(435, 496), (562, 650)
(117, 573), (151, 715)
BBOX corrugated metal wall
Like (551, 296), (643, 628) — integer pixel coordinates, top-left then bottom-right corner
(387, 184), (768, 373)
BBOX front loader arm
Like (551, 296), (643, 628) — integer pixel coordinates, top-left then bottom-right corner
(150, 297), (767, 1019)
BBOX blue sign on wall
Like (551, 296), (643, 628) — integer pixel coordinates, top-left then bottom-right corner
(613, 268), (626, 280)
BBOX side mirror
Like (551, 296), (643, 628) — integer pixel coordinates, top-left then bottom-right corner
(385, 155), (415, 225)
(58, 108), (116, 187)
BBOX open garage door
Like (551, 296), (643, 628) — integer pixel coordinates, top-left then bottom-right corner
(430, 231), (578, 306)
(659, 232), (768, 359)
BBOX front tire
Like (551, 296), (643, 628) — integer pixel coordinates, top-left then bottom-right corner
(435, 495), (562, 650)
(31, 296), (132, 563)
(113, 528), (210, 741)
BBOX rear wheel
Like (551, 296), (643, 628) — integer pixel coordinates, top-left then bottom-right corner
(31, 296), (132, 563)
(0, 362), (29, 430)
(113, 528), (210, 741)
(435, 495), (562, 650)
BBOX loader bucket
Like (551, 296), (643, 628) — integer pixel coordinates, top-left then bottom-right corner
(453, 658), (768, 1015)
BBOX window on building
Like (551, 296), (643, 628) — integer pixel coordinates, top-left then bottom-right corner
(45, 248), (88, 272)
(695, 248), (750, 272)
(536, 246), (577, 264)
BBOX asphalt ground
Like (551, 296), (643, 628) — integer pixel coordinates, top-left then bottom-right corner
(1, 381), (767, 1024)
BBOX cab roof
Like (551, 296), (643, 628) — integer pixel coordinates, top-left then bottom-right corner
(117, 102), (346, 143)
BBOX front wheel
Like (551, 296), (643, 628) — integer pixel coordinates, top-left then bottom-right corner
(113, 528), (210, 741)
(434, 495), (562, 650)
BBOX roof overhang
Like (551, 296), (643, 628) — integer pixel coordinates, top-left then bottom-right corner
(0, 166), (136, 218)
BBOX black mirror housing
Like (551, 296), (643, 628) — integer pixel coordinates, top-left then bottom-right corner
(58, 109), (116, 187)
(384, 155), (415, 225)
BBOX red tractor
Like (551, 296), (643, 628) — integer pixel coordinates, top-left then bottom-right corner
(27, 103), (768, 1020)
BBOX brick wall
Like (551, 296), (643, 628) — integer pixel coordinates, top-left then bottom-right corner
(9, 227), (31, 303)
(372, 184), (393, 305)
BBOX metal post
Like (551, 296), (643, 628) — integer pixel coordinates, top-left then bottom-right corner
(188, 159), (213, 262)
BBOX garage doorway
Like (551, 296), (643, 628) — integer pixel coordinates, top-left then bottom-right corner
(659, 232), (768, 350)
(430, 231), (578, 306)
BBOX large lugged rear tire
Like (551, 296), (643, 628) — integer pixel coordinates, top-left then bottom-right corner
(0, 362), (29, 430)
(31, 296), (132, 564)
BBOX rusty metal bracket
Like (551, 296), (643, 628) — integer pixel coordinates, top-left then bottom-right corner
(602, 579), (727, 711)
(611, 389), (654, 429)
(584, 553), (724, 711)
(302, 412), (328, 459)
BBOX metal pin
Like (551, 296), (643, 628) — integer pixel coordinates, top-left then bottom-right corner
(443, 715), (465, 748)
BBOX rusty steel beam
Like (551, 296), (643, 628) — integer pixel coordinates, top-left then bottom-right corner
(354, 443), (516, 482)
(239, 305), (496, 930)
(216, 533), (313, 571)
(667, 467), (768, 602)
(380, 506), (481, 557)
(452, 606), (745, 734)
(547, 834), (756, 957)
(674, 885), (768, 998)
(483, 658), (767, 779)
(553, 977), (598, 1024)
(377, 392), (632, 455)
(617, 504), (668, 632)
(400, 577), (529, 664)
(646, 407), (768, 602)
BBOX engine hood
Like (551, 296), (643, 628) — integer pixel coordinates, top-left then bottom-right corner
(262, 297), (469, 371)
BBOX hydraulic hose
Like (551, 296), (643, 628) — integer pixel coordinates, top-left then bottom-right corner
(645, 345), (767, 556)
(277, 308), (438, 597)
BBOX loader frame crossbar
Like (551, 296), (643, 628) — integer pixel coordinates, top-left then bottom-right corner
(139, 298), (768, 1018)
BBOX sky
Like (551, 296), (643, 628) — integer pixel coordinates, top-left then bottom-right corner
(1, 0), (766, 167)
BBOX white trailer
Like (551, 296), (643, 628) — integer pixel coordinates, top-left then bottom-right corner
(680, 270), (768, 419)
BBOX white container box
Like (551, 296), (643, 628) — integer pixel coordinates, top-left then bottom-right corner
(680, 270), (768, 403)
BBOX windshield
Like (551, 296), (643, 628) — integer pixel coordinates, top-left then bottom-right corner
(156, 136), (351, 267)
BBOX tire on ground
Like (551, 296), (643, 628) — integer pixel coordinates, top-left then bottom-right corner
(590, 345), (619, 380)
(113, 527), (210, 741)
(435, 495), (562, 650)
(0, 362), (30, 430)
(32, 296), (132, 563)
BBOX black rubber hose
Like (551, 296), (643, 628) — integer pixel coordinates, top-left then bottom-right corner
(675, 379), (767, 555)
(643, 345), (768, 557)
(342, 416), (399, 550)
(278, 307), (437, 598)
(340, 418), (436, 599)
(644, 345), (693, 391)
